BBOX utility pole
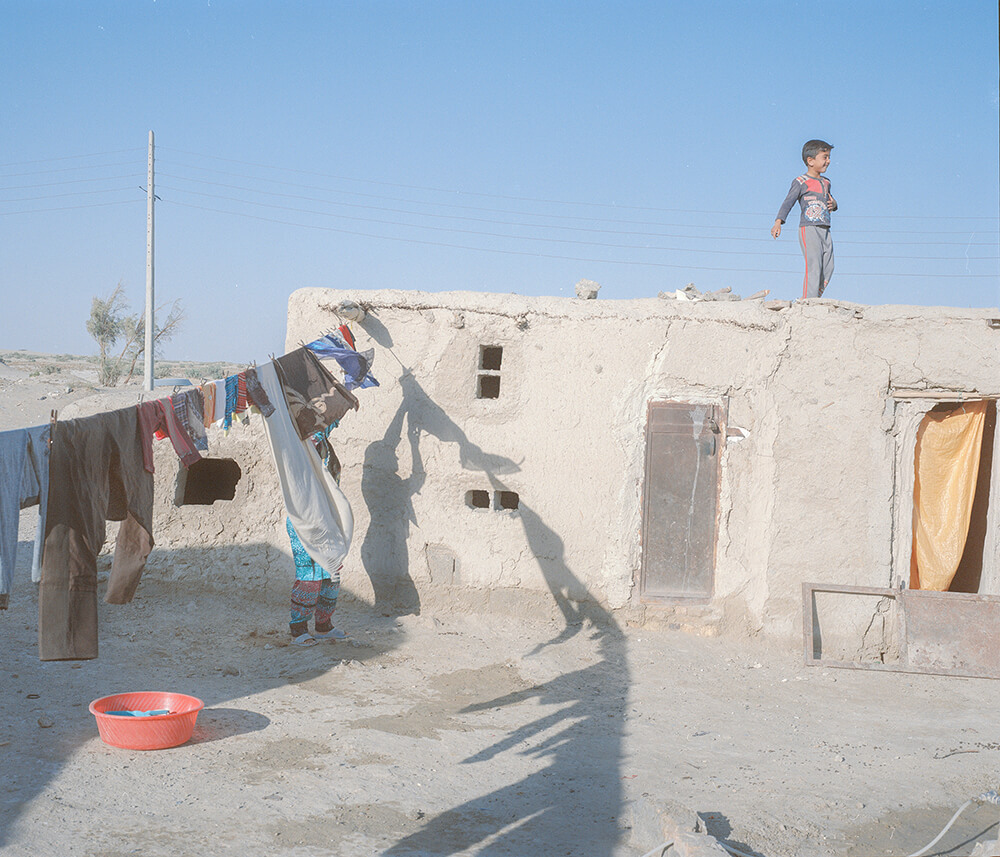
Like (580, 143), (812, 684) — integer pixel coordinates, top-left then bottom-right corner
(143, 130), (155, 392)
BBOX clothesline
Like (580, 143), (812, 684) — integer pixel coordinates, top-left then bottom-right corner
(0, 325), (379, 661)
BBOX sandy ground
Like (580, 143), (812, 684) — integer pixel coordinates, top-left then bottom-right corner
(4, 355), (1000, 857)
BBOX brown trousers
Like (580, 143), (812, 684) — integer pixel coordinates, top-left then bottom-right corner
(39, 408), (154, 660)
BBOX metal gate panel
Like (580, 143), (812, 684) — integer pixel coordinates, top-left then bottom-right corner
(901, 590), (1000, 677)
(804, 583), (1000, 679)
(640, 401), (722, 599)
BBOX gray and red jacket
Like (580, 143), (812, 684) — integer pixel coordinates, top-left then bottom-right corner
(776, 174), (833, 227)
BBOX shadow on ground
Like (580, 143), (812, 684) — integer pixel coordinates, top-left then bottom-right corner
(0, 542), (404, 850)
(372, 384), (628, 854)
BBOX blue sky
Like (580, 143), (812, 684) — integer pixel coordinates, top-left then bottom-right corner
(2, 1), (998, 364)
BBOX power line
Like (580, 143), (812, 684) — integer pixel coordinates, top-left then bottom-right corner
(0, 148), (145, 169)
(0, 187), (144, 204)
(155, 170), (1000, 250)
(0, 160), (145, 180)
(155, 183), (999, 263)
(0, 199), (142, 216)
(160, 198), (1000, 278)
(0, 173), (145, 191)
(157, 157), (1000, 237)
(158, 145), (1000, 222)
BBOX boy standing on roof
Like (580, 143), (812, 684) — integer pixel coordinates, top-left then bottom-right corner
(771, 139), (838, 298)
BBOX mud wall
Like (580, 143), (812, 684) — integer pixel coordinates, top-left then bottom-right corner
(284, 289), (1000, 639)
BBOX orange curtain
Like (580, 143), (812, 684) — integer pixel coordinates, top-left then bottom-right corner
(910, 401), (988, 590)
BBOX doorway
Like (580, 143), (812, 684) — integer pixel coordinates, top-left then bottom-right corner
(639, 401), (723, 600)
(910, 400), (997, 593)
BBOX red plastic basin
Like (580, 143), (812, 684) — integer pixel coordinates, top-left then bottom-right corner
(89, 692), (204, 750)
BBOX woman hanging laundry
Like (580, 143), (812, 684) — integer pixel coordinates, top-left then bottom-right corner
(287, 517), (346, 646)
(257, 336), (373, 648)
(286, 422), (349, 646)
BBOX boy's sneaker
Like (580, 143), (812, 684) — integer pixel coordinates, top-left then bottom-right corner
(313, 627), (348, 641)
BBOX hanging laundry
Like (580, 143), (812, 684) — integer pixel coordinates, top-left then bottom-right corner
(172, 388), (209, 452)
(257, 361), (353, 574)
(39, 408), (154, 660)
(0, 425), (50, 609)
(338, 324), (356, 350)
(222, 375), (238, 430)
(137, 399), (202, 473)
(201, 382), (217, 428)
(235, 372), (248, 413)
(273, 347), (359, 441)
(245, 366), (275, 417)
(211, 378), (227, 424)
(229, 372), (250, 427)
(305, 333), (379, 390)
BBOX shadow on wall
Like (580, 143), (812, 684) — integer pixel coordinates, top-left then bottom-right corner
(360, 367), (520, 616)
(0, 543), (404, 850)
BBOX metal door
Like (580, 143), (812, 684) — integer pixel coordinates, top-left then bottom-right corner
(640, 401), (722, 599)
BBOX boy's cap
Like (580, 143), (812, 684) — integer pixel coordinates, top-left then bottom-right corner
(802, 139), (833, 163)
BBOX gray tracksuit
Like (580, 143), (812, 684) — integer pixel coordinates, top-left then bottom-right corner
(776, 173), (835, 297)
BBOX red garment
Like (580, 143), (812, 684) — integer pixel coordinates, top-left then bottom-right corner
(338, 324), (356, 350)
(136, 398), (202, 473)
(235, 372), (248, 413)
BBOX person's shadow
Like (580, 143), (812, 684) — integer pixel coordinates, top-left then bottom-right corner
(349, 318), (628, 854)
(360, 367), (520, 616)
(384, 492), (629, 856)
(361, 394), (423, 614)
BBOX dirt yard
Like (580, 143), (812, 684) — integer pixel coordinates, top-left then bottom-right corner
(4, 354), (1000, 857)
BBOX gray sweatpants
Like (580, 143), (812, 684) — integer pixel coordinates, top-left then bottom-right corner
(798, 225), (834, 298)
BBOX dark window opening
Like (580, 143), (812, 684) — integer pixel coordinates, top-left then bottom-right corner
(497, 491), (520, 511)
(176, 458), (242, 506)
(477, 374), (501, 399)
(480, 345), (503, 371)
(466, 489), (490, 509)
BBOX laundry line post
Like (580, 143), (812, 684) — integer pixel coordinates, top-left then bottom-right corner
(143, 130), (155, 392)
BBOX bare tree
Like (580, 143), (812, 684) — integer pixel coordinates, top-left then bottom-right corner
(86, 282), (129, 385)
(86, 282), (185, 386)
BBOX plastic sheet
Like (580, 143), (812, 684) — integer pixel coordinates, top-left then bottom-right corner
(911, 401), (988, 591)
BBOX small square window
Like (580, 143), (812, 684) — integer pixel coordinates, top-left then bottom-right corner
(466, 489), (490, 509)
(477, 374), (500, 399)
(497, 491), (519, 511)
(480, 345), (503, 371)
